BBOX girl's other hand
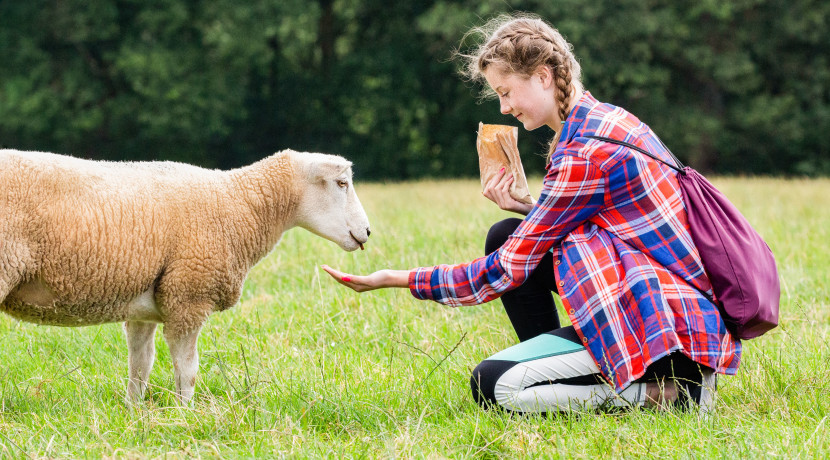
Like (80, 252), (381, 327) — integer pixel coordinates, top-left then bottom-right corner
(482, 167), (533, 215)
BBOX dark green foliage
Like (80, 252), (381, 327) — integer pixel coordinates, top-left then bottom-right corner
(1, 0), (827, 177)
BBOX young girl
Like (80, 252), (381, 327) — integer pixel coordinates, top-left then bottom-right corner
(323, 13), (739, 413)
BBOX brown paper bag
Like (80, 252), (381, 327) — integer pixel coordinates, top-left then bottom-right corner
(476, 123), (534, 205)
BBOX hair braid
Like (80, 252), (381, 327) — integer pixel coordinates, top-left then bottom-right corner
(552, 52), (573, 124)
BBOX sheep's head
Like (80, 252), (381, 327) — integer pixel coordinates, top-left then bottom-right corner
(292, 152), (371, 252)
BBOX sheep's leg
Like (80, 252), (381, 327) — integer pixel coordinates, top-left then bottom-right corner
(124, 321), (158, 402)
(163, 324), (203, 404)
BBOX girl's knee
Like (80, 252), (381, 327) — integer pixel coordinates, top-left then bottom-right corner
(470, 359), (516, 409)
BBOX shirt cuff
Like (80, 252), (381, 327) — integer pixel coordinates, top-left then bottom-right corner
(408, 267), (435, 300)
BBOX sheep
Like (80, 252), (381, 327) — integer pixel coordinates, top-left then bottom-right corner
(0, 148), (371, 404)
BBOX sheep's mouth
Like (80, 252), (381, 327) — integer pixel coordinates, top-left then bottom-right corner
(350, 232), (365, 250)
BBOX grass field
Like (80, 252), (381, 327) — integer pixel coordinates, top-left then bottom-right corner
(1, 177), (828, 458)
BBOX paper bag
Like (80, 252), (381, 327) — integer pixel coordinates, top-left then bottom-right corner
(476, 123), (533, 205)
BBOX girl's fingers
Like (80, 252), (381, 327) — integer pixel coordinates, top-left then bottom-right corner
(484, 169), (513, 196)
(484, 168), (504, 192)
(321, 264), (340, 278)
(501, 174), (514, 191)
(322, 265), (353, 284)
(487, 167), (510, 188)
(322, 265), (375, 292)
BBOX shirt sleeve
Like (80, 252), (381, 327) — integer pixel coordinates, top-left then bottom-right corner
(409, 152), (606, 306)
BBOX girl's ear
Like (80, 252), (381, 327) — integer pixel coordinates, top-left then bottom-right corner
(536, 65), (554, 89)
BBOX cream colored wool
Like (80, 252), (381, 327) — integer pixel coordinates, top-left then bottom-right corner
(0, 148), (370, 403)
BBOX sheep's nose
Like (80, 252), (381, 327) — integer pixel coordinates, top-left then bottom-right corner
(366, 228), (371, 237)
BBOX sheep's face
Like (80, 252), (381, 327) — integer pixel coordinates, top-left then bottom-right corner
(294, 153), (371, 252)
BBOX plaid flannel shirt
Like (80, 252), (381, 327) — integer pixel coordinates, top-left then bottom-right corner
(409, 92), (741, 391)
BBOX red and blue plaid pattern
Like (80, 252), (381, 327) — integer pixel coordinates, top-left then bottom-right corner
(409, 92), (741, 391)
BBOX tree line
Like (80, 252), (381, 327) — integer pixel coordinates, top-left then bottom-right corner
(1, 0), (828, 179)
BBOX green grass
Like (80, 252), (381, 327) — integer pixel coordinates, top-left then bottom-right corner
(1, 177), (828, 458)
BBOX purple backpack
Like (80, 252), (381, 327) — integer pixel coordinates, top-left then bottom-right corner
(587, 135), (780, 339)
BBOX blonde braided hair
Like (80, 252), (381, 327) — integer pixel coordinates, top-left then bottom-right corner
(458, 13), (583, 160)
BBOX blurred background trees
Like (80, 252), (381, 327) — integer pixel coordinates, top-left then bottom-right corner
(1, 0), (828, 178)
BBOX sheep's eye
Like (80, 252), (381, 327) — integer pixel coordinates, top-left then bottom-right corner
(336, 180), (348, 189)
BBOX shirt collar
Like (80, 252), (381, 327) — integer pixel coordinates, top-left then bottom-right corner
(558, 91), (600, 147)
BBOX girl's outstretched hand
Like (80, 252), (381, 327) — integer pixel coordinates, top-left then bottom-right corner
(321, 265), (410, 292)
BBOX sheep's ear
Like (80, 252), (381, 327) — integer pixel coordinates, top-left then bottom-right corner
(308, 159), (352, 182)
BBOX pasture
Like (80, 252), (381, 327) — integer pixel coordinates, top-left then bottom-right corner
(1, 177), (828, 458)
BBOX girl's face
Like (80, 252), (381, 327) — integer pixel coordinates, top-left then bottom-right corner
(483, 66), (559, 131)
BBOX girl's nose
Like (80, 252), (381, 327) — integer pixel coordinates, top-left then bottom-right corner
(500, 100), (511, 115)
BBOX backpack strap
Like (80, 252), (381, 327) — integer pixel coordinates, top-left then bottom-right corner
(586, 134), (717, 304)
(584, 134), (686, 174)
